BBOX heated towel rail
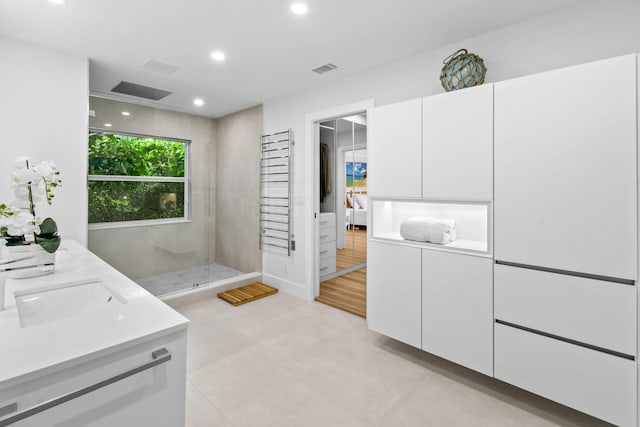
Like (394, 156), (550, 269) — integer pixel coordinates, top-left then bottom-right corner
(260, 129), (294, 255)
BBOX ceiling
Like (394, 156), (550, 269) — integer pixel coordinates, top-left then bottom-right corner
(0, 0), (586, 118)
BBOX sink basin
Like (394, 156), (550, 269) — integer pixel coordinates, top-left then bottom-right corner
(15, 279), (126, 328)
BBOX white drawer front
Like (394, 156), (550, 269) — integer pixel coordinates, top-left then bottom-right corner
(495, 264), (636, 356)
(319, 227), (336, 243)
(319, 257), (336, 276)
(319, 213), (336, 229)
(319, 241), (336, 260)
(495, 324), (636, 427)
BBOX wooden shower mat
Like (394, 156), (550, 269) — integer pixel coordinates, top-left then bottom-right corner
(218, 282), (278, 306)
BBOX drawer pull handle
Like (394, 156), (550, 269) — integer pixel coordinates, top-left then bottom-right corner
(320, 267), (329, 271)
(320, 250), (329, 254)
(0, 348), (172, 426)
(320, 234), (329, 238)
(495, 260), (635, 286)
(320, 221), (328, 225)
(496, 320), (635, 361)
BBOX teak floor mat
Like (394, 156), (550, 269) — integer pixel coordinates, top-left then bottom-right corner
(218, 282), (278, 306)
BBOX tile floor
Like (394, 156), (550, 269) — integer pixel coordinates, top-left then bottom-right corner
(137, 263), (244, 297)
(174, 293), (612, 427)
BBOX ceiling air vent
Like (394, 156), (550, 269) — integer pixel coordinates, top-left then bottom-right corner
(143, 59), (180, 74)
(111, 81), (172, 101)
(312, 63), (338, 75)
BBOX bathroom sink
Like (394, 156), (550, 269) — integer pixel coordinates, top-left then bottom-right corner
(15, 279), (125, 328)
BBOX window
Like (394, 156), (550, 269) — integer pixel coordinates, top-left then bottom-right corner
(88, 130), (189, 226)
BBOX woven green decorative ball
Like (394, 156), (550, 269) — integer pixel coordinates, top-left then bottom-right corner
(440, 49), (487, 92)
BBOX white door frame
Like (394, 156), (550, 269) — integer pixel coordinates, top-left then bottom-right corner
(305, 99), (375, 300)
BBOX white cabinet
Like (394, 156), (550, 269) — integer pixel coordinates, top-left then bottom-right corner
(422, 250), (493, 375)
(0, 330), (187, 427)
(367, 241), (421, 348)
(495, 324), (636, 427)
(422, 84), (493, 200)
(318, 212), (336, 277)
(368, 98), (422, 198)
(494, 55), (637, 280)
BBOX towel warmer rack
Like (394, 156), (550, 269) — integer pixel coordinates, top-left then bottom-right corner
(260, 129), (294, 255)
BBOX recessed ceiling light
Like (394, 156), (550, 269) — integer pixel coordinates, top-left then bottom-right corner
(210, 51), (226, 62)
(193, 98), (204, 106)
(121, 111), (130, 116)
(291, 3), (308, 14)
(49, 0), (66, 4)
(104, 123), (112, 127)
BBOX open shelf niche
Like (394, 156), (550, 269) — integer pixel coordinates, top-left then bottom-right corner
(371, 198), (491, 255)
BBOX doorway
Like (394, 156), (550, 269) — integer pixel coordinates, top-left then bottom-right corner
(315, 114), (368, 317)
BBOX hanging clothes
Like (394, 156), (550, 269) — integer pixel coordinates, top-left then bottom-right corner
(320, 143), (332, 202)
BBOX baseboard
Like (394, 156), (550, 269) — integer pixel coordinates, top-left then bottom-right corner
(262, 273), (310, 301)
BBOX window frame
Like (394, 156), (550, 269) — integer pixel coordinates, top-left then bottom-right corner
(87, 128), (191, 230)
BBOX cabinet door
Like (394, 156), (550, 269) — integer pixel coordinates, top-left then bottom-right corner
(368, 98), (422, 198)
(494, 55), (637, 279)
(367, 241), (421, 348)
(421, 250), (493, 375)
(0, 331), (187, 427)
(422, 84), (493, 200)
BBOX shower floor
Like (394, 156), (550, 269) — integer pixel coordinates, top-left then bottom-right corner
(136, 263), (244, 297)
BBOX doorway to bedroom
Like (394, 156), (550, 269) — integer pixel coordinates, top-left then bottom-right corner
(315, 113), (367, 317)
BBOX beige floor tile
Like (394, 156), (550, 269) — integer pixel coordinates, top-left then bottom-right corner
(185, 379), (232, 427)
(177, 290), (610, 427)
(184, 310), (254, 373)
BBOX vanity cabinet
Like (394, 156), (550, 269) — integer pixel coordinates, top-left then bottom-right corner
(367, 240), (421, 348)
(368, 98), (422, 198)
(422, 250), (493, 376)
(422, 84), (493, 200)
(0, 330), (187, 427)
(494, 54), (637, 280)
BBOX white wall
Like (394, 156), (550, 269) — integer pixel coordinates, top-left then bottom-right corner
(0, 35), (88, 246)
(262, 0), (640, 299)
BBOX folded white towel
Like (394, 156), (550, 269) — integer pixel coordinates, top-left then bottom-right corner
(399, 217), (457, 245)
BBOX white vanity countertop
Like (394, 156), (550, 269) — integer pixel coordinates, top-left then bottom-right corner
(0, 240), (189, 389)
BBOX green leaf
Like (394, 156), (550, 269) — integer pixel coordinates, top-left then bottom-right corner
(39, 217), (58, 235)
(37, 235), (61, 253)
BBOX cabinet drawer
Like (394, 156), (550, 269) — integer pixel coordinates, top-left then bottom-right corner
(495, 324), (636, 427)
(495, 264), (636, 356)
(319, 213), (336, 229)
(319, 257), (336, 276)
(319, 241), (336, 260)
(319, 227), (336, 243)
(0, 331), (187, 427)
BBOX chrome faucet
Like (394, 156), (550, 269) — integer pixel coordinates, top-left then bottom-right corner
(0, 256), (52, 311)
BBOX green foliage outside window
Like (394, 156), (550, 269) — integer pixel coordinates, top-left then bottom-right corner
(88, 132), (187, 224)
(89, 133), (185, 177)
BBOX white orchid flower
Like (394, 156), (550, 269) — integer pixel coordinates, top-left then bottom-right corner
(33, 161), (58, 181)
(2, 208), (40, 236)
(13, 156), (31, 169)
(11, 168), (40, 187)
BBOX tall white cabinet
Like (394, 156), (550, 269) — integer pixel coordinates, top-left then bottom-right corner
(368, 54), (640, 427)
(368, 84), (495, 375)
(493, 55), (638, 427)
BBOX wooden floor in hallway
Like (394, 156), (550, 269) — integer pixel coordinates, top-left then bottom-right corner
(316, 268), (366, 318)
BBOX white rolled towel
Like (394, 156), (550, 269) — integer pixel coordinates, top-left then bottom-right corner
(399, 217), (457, 245)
